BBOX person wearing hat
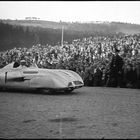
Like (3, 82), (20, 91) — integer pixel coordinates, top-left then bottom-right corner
(106, 46), (124, 87)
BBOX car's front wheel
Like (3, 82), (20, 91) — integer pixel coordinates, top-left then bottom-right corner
(64, 89), (74, 93)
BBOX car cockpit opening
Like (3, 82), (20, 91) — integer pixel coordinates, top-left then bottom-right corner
(13, 62), (20, 68)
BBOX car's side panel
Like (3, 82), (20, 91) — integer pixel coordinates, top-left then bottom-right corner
(22, 69), (40, 88)
(5, 69), (29, 88)
(29, 75), (68, 89)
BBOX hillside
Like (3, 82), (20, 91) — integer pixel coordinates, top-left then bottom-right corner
(0, 19), (140, 52)
(2, 19), (140, 34)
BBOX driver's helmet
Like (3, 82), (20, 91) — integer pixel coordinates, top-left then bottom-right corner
(20, 60), (26, 66)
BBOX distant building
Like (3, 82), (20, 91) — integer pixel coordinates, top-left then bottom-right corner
(25, 17), (40, 20)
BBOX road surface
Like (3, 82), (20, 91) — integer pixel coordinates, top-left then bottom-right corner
(0, 87), (140, 139)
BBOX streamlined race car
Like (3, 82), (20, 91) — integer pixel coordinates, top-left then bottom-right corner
(0, 61), (84, 93)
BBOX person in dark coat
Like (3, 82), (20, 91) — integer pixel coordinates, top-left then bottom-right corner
(107, 48), (124, 87)
(83, 67), (91, 86)
(123, 63), (137, 88)
(135, 63), (140, 89)
(93, 66), (103, 86)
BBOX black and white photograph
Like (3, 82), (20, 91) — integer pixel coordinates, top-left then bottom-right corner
(0, 1), (140, 139)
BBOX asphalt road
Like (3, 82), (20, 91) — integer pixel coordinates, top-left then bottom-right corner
(0, 87), (140, 139)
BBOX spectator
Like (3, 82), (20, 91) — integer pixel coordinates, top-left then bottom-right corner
(106, 47), (124, 87)
(123, 63), (136, 88)
(93, 63), (103, 86)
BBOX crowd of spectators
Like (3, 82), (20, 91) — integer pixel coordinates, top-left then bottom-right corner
(0, 34), (140, 89)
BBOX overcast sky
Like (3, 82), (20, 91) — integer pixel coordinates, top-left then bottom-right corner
(0, 1), (140, 24)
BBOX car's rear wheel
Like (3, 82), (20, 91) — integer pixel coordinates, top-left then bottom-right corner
(0, 87), (6, 91)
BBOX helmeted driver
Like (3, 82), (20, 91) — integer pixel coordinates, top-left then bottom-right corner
(20, 60), (27, 68)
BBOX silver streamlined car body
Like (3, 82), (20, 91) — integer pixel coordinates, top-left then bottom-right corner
(0, 62), (84, 92)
